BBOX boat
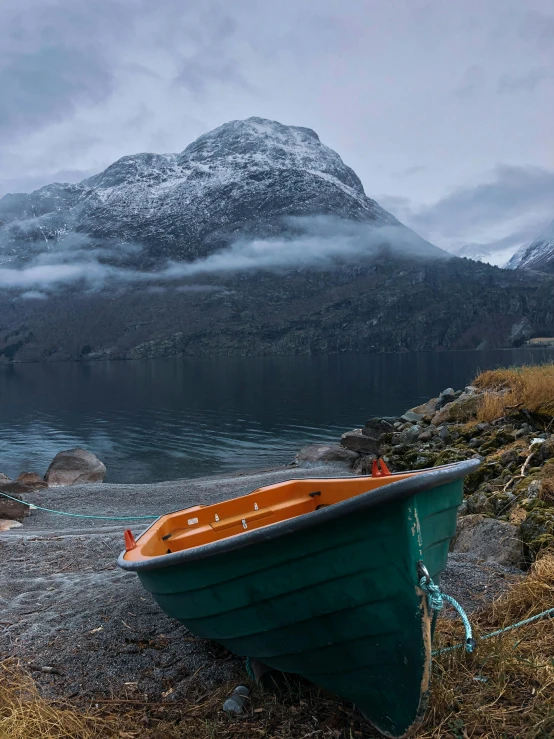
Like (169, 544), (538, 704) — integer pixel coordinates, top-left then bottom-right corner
(118, 458), (480, 738)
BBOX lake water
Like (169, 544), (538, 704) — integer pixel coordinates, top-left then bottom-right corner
(1, 348), (553, 483)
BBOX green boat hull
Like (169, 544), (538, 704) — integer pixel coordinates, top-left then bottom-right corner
(119, 460), (480, 737)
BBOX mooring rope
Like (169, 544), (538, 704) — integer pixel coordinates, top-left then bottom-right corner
(0, 490), (159, 521)
(419, 564), (554, 657)
(420, 575), (476, 653)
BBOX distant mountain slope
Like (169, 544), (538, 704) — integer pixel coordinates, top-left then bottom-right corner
(507, 219), (554, 274)
(0, 117), (553, 362)
(0, 117), (442, 269)
(1, 257), (553, 362)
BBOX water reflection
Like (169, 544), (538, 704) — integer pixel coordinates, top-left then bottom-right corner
(1, 348), (553, 483)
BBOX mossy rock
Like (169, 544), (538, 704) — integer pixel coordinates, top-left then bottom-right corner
(520, 509), (554, 555)
(432, 448), (470, 466)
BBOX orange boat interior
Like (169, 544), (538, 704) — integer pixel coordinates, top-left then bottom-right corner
(123, 465), (421, 562)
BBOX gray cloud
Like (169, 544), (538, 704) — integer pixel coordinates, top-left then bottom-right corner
(380, 165), (554, 257)
(0, 0), (550, 267)
(399, 166), (428, 178)
(519, 10), (554, 44)
(498, 67), (553, 93)
(454, 65), (484, 98)
(412, 165), (554, 236)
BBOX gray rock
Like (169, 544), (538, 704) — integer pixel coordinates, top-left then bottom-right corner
(296, 443), (359, 466)
(399, 425), (422, 444)
(468, 438), (480, 448)
(526, 480), (542, 499)
(450, 514), (524, 568)
(409, 398), (439, 418)
(476, 422), (490, 432)
(464, 385), (479, 395)
(364, 417), (395, 434)
(0, 492), (29, 522)
(401, 411), (424, 423)
(45, 448), (107, 487)
(223, 685), (250, 714)
(466, 491), (493, 514)
(340, 429), (379, 455)
(418, 429), (434, 442)
(0, 473), (11, 484)
(437, 387), (456, 408)
(438, 425), (451, 441)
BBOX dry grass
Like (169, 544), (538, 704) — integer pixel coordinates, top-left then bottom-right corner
(421, 553), (554, 739)
(2, 556), (554, 739)
(474, 363), (554, 422)
(475, 391), (507, 423)
(0, 661), (116, 738)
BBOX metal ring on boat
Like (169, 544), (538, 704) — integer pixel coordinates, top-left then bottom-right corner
(417, 561), (431, 585)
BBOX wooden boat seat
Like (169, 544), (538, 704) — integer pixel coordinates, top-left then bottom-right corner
(128, 471), (419, 561)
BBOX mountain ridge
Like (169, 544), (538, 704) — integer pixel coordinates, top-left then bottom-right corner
(0, 117), (443, 272)
(0, 117), (553, 362)
(508, 219), (554, 273)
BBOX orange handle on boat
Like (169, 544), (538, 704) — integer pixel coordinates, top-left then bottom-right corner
(124, 529), (137, 551)
(372, 458), (391, 477)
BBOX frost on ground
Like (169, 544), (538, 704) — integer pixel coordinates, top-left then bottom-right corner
(0, 465), (520, 703)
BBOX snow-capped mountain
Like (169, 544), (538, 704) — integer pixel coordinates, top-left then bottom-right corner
(507, 219), (554, 273)
(451, 243), (492, 262)
(0, 117), (442, 270)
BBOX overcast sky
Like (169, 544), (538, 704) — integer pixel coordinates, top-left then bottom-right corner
(1, 0), (552, 263)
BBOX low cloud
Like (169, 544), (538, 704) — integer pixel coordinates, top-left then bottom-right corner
(20, 290), (47, 300)
(0, 216), (447, 294)
(380, 164), (554, 260)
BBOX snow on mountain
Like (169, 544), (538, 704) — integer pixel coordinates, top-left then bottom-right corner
(507, 219), (554, 273)
(0, 117), (443, 272)
(451, 243), (492, 262)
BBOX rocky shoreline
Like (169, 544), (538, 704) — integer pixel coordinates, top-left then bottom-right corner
(2, 367), (553, 706)
(299, 374), (554, 567)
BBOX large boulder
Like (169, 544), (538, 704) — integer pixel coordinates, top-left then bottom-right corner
(431, 392), (482, 426)
(0, 492), (29, 522)
(296, 443), (359, 466)
(450, 513), (524, 568)
(45, 448), (106, 487)
(409, 398), (439, 418)
(341, 429), (381, 455)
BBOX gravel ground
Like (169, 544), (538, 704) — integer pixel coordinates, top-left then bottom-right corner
(1, 464), (522, 703)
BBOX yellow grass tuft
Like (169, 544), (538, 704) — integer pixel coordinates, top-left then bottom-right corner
(474, 363), (554, 422)
(0, 660), (116, 738)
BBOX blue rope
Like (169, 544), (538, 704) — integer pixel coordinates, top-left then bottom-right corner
(435, 606), (554, 656)
(419, 567), (554, 657)
(0, 490), (159, 521)
(420, 575), (475, 653)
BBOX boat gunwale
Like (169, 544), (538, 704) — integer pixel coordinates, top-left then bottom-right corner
(118, 458), (481, 572)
